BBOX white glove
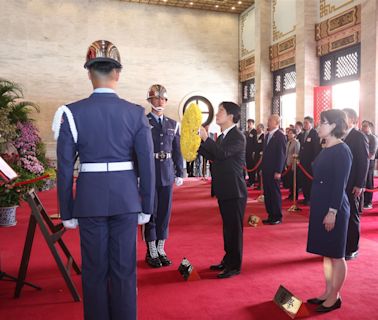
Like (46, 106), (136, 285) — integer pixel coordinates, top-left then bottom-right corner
(138, 212), (151, 225)
(62, 218), (79, 229)
(175, 177), (184, 186)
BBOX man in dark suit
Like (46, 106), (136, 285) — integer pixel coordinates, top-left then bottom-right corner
(343, 109), (369, 260)
(298, 116), (321, 205)
(295, 121), (304, 144)
(244, 119), (257, 187)
(54, 40), (155, 320)
(261, 114), (286, 225)
(198, 102), (247, 279)
(361, 120), (378, 209)
(253, 123), (265, 189)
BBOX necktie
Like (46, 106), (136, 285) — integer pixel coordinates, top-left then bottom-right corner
(304, 130), (309, 142)
(217, 134), (224, 144)
(158, 117), (162, 129)
(267, 133), (272, 144)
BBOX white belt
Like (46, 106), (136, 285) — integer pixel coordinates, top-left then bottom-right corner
(79, 161), (134, 172)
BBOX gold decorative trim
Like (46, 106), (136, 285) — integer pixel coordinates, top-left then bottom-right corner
(279, 57), (295, 69)
(240, 56), (255, 71)
(316, 5), (360, 40)
(271, 51), (296, 71)
(270, 36), (296, 59)
(240, 70), (255, 82)
(239, 55), (255, 82)
(320, 0), (354, 19)
(240, 7), (255, 58)
(315, 5), (360, 56)
(272, 0), (296, 42)
(317, 31), (360, 56)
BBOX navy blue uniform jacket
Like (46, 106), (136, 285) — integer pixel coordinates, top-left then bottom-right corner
(147, 113), (183, 187)
(57, 92), (155, 220)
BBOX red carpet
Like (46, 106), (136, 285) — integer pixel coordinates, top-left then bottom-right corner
(1, 178), (378, 319)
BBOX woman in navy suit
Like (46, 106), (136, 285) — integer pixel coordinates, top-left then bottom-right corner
(306, 109), (352, 313)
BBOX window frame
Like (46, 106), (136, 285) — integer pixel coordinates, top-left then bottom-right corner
(319, 43), (360, 86)
(273, 65), (296, 97)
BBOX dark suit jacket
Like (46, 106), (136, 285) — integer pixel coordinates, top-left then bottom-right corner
(244, 129), (257, 158)
(199, 126), (247, 200)
(261, 129), (286, 175)
(343, 128), (369, 191)
(299, 128), (321, 167)
(255, 133), (264, 159)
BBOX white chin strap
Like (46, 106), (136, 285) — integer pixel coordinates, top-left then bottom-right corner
(151, 105), (165, 112)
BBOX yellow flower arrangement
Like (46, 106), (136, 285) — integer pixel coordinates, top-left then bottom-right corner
(180, 103), (202, 162)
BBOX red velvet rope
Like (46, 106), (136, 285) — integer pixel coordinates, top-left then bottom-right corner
(281, 165), (292, 177)
(243, 157), (263, 173)
(13, 174), (50, 187)
(297, 162), (314, 181)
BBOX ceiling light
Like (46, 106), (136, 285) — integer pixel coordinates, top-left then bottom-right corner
(215, 5), (219, 8)
(190, 2), (193, 5)
(238, 1), (242, 4)
(231, 6), (235, 10)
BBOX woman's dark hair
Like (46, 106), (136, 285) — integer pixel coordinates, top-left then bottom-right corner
(288, 128), (296, 135)
(220, 101), (241, 123)
(320, 109), (348, 138)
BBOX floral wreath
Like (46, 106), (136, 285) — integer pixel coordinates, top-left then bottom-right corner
(180, 103), (202, 162)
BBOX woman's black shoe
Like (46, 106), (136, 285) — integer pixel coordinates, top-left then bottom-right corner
(316, 298), (342, 313)
(307, 298), (326, 305)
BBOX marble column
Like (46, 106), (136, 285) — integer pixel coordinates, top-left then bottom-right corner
(295, 0), (319, 121)
(254, 0), (272, 126)
(360, 0), (378, 126)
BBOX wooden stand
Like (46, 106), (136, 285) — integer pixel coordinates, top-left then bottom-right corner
(14, 189), (81, 301)
(0, 270), (40, 290)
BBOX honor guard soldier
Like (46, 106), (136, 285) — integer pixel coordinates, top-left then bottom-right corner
(144, 84), (184, 268)
(53, 40), (155, 320)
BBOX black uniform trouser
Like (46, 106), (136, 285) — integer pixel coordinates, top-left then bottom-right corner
(364, 160), (375, 205)
(346, 191), (361, 255)
(186, 161), (194, 177)
(218, 197), (247, 271)
(300, 163), (313, 201)
(246, 155), (255, 185)
(262, 172), (282, 221)
(79, 214), (137, 320)
(144, 185), (173, 242)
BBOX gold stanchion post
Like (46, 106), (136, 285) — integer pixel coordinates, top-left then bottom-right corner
(288, 155), (301, 212)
